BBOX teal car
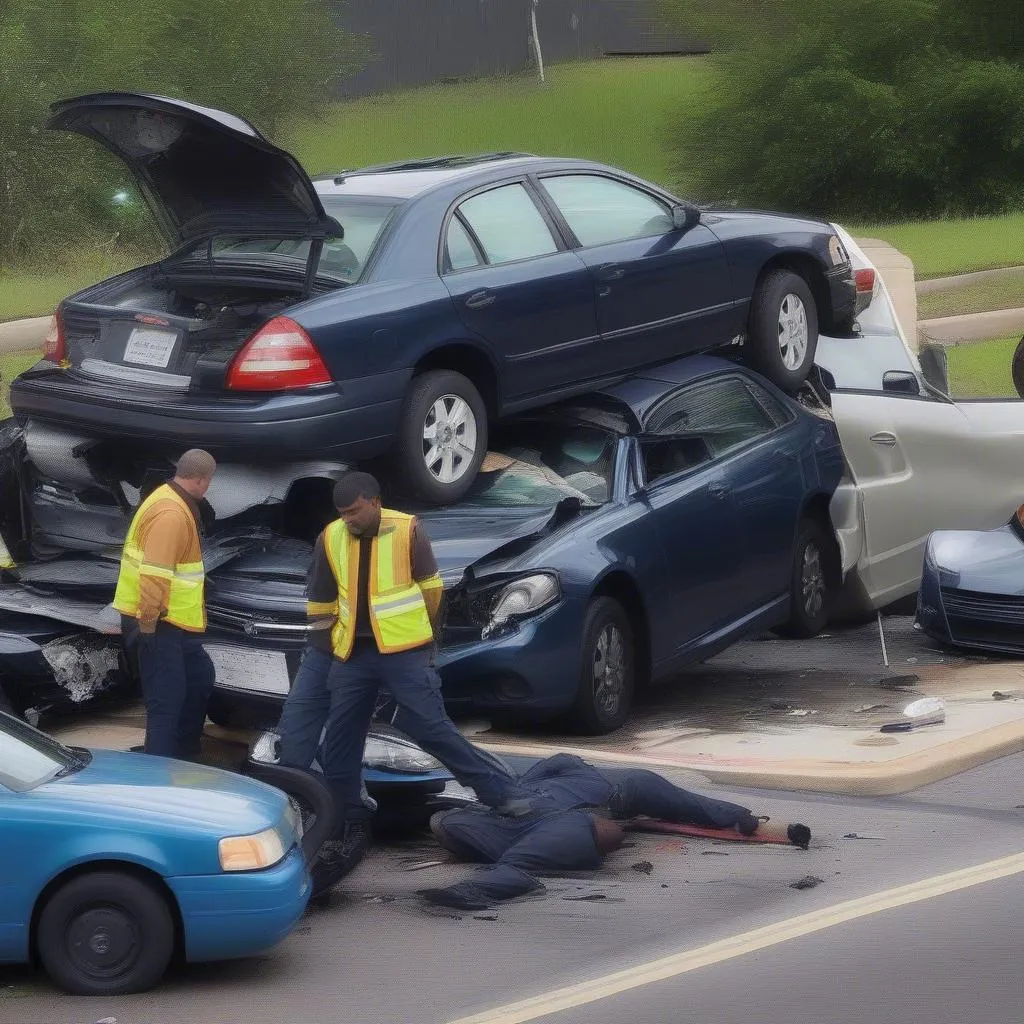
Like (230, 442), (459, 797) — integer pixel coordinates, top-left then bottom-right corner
(0, 711), (331, 995)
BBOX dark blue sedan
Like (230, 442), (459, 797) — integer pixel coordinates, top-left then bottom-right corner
(11, 92), (858, 505)
(200, 356), (845, 733)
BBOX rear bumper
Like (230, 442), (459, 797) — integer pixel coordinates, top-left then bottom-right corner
(826, 267), (857, 330)
(9, 369), (407, 460)
(169, 846), (310, 963)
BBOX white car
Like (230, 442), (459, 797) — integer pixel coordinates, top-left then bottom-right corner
(817, 227), (1024, 616)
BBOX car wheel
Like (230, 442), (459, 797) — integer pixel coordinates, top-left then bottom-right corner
(746, 270), (819, 392)
(1011, 336), (1024, 399)
(776, 518), (835, 639)
(397, 370), (487, 505)
(567, 597), (634, 734)
(36, 871), (175, 996)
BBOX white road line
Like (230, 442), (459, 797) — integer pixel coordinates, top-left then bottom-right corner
(446, 850), (1024, 1024)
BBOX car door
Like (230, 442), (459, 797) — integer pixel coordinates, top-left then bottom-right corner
(440, 181), (599, 402)
(830, 384), (1024, 607)
(634, 412), (743, 657)
(535, 173), (735, 375)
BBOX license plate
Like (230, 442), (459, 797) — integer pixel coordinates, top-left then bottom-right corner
(205, 644), (292, 696)
(123, 327), (178, 368)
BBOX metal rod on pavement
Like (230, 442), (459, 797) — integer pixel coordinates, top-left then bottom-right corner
(877, 611), (890, 667)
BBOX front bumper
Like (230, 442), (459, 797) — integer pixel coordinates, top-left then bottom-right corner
(169, 846), (310, 963)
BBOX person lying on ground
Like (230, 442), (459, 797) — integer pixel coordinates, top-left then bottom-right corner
(418, 753), (811, 911)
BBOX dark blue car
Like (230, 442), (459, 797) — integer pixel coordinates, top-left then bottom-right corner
(200, 356), (845, 733)
(11, 92), (858, 505)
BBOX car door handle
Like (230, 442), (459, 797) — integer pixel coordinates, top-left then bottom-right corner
(708, 480), (731, 500)
(597, 265), (625, 281)
(464, 290), (496, 309)
(870, 431), (898, 447)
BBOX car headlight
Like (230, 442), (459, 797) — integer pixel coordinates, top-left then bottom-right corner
(484, 572), (561, 637)
(219, 827), (286, 872)
(364, 731), (443, 772)
(828, 233), (850, 267)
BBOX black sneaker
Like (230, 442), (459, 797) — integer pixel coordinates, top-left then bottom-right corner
(787, 824), (812, 850)
(310, 821), (372, 897)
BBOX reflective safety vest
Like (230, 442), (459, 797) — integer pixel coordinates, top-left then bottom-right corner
(112, 484), (206, 631)
(0, 534), (13, 570)
(320, 510), (442, 659)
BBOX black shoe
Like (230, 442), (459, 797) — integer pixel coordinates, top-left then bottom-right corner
(310, 821), (372, 898)
(787, 823), (812, 850)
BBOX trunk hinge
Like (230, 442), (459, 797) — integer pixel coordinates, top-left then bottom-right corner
(304, 239), (324, 300)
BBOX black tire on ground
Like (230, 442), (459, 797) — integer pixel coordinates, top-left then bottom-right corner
(396, 370), (488, 505)
(776, 518), (836, 639)
(36, 871), (175, 996)
(746, 269), (819, 393)
(566, 597), (634, 735)
(1011, 336), (1024, 399)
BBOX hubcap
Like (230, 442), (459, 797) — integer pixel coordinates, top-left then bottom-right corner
(777, 293), (809, 371)
(592, 624), (626, 718)
(66, 906), (139, 979)
(801, 541), (825, 619)
(422, 394), (478, 485)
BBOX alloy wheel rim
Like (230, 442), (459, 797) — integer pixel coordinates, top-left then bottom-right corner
(777, 293), (809, 370)
(592, 624), (626, 718)
(801, 541), (825, 618)
(422, 394), (478, 484)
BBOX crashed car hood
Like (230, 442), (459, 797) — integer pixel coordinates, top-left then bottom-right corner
(48, 92), (342, 247)
(45, 748), (288, 836)
(215, 505), (569, 587)
(930, 526), (1024, 596)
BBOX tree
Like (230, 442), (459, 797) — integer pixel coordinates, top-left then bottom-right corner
(662, 0), (1024, 220)
(0, 0), (367, 266)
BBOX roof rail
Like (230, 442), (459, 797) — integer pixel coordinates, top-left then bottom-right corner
(329, 152), (535, 184)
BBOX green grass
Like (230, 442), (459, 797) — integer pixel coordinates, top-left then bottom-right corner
(850, 213), (1024, 280)
(945, 336), (1020, 399)
(283, 56), (709, 188)
(0, 349), (41, 417)
(918, 272), (1024, 320)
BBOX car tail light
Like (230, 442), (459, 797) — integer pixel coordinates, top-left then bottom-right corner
(42, 310), (66, 364)
(226, 316), (331, 391)
(855, 268), (876, 295)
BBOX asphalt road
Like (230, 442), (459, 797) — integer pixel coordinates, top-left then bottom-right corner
(4, 751), (1022, 1024)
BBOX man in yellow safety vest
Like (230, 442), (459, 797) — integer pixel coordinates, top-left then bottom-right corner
(276, 471), (529, 856)
(113, 449), (217, 759)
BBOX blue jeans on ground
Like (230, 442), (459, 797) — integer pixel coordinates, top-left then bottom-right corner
(129, 620), (215, 760)
(602, 768), (757, 830)
(317, 641), (522, 821)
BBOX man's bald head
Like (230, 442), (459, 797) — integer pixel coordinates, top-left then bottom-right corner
(174, 448), (217, 499)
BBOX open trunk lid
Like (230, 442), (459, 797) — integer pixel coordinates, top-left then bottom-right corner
(48, 92), (342, 247)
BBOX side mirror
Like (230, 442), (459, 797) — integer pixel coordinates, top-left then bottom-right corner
(882, 370), (921, 396)
(672, 204), (700, 231)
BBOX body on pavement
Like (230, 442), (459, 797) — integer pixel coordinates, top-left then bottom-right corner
(114, 448), (217, 760)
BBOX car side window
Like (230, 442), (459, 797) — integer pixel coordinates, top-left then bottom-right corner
(445, 215), (482, 271)
(456, 183), (559, 266)
(646, 376), (778, 459)
(642, 436), (713, 488)
(541, 174), (672, 247)
(745, 379), (795, 427)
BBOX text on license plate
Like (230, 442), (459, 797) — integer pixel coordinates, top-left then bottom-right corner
(123, 327), (177, 368)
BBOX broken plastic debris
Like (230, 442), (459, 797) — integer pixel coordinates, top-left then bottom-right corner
(842, 833), (885, 840)
(786, 709), (817, 717)
(631, 861), (654, 875)
(879, 697), (945, 733)
(404, 861), (446, 872)
(993, 690), (1024, 701)
(790, 876), (823, 890)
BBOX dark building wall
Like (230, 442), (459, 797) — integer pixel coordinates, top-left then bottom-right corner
(333, 0), (706, 98)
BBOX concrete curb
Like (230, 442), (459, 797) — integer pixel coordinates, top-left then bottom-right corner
(918, 308), (1024, 346)
(477, 718), (1024, 797)
(917, 265), (1024, 295)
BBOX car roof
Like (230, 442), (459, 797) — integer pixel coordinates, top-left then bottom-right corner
(312, 153), (632, 201)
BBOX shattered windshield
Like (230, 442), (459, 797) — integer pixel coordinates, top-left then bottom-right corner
(0, 712), (80, 792)
(186, 198), (399, 284)
(460, 421), (617, 508)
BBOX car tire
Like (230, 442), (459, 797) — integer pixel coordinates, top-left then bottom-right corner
(776, 518), (835, 639)
(36, 871), (175, 996)
(1011, 336), (1024, 399)
(747, 270), (819, 392)
(566, 597), (634, 735)
(397, 370), (488, 505)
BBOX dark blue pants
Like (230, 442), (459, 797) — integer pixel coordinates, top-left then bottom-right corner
(317, 641), (522, 820)
(131, 621), (215, 760)
(277, 646), (335, 771)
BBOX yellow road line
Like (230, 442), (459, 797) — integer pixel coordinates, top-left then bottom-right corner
(447, 850), (1024, 1024)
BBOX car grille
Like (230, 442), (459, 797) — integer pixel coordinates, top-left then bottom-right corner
(940, 587), (1024, 651)
(206, 604), (312, 644)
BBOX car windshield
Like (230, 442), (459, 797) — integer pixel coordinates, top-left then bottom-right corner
(460, 421), (618, 508)
(0, 711), (81, 792)
(195, 198), (399, 284)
